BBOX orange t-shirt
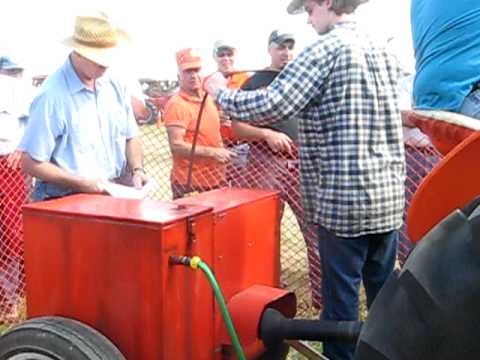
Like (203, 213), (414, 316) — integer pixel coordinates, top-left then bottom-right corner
(227, 72), (251, 89)
(164, 90), (225, 188)
(221, 72), (252, 140)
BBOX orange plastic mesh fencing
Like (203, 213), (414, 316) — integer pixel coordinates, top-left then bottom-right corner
(0, 123), (443, 325)
(399, 143), (442, 265)
(0, 156), (29, 326)
(140, 122), (443, 319)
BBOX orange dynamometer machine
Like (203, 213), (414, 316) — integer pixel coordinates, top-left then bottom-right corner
(21, 188), (296, 360)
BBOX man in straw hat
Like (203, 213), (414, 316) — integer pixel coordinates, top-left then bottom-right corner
(206, 1), (405, 358)
(18, 12), (148, 201)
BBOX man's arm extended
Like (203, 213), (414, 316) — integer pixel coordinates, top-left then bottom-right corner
(21, 152), (104, 193)
(232, 121), (293, 154)
(166, 125), (236, 164)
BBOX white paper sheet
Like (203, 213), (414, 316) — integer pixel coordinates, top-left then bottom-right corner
(101, 179), (156, 199)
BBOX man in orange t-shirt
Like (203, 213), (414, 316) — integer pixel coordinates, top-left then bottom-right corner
(162, 48), (236, 198)
(212, 41), (250, 140)
(212, 40), (250, 89)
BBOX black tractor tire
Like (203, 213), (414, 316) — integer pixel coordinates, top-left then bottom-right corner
(0, 316), (125, 360)
(355, 198), (480, 360)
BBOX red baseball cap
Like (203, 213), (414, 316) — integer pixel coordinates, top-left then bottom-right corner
(175, 48), (202, 71)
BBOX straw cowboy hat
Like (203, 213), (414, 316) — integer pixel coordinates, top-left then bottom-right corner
(62, 12), (130, 67)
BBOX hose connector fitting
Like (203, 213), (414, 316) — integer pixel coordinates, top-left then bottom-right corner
(169, 255), (192, 266)
(190, 256), (201, 269)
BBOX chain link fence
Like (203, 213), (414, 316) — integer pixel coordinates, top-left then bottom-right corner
(0, 91), (443, 330)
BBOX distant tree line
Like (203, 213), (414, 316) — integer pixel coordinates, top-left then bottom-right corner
(32, 75), (179, 99)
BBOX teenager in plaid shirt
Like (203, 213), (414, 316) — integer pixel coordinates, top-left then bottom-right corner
(206, 0), (405, 358)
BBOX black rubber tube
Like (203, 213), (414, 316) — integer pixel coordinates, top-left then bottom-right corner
(260, 308), (362, 348)
(186, 92), (209, 190)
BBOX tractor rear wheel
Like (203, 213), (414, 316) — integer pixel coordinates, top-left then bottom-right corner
(0, 316), (125, 360)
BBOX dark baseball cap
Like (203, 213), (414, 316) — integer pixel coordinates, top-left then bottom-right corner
(213, 40), (236, 57)
(268, 30), (295, 47)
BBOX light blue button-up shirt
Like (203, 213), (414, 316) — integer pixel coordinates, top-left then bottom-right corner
(19, 57), (138, 201)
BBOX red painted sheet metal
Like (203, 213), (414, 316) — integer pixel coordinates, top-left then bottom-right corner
(175, 187), (281, 213)
(23, 194), (211, 225)
(175, 188), (282, 359)
(408, 132), (480, 243)
(23, 195), (216, 360)
(222, 285), (296, 350)
(406, 111), (476, 156)
(23, 189), (282, 360)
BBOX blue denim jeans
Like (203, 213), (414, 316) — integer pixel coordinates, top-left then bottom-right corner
(460, 89), (480, 119)
(317, 226), (398, 360)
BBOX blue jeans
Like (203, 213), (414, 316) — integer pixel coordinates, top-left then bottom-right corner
(460, 89), (480, 119)
(317, 226), (398, 360)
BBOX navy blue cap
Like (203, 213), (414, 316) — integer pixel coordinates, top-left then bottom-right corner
(0, 56), (23, 71)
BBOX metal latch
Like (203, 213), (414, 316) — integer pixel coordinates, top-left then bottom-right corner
(187, 217), (196, 245)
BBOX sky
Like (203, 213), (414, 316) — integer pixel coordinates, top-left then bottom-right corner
(0, 0), (413, 80)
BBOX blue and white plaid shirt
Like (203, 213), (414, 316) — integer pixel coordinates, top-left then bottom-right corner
(216, 21), (405, 237)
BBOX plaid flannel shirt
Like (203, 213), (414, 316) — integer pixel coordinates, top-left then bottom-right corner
(216, 21), (405, 237)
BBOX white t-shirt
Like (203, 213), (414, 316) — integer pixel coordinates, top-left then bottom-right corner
(0, 74), (36, 155)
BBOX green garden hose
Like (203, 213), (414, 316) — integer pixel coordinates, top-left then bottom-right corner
(169, 255), (246, 360)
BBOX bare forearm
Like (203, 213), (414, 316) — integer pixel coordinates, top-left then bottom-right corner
(131, 97), (150, 121)
(21, 153), (96, 192)
(232, 121), (270, 141)
(170, 141), (218, 159)
(166, 126), (235, 163)
(126, 137), (144, 170)
(401, 110), (415, 127)
(233, 121), (294, 153)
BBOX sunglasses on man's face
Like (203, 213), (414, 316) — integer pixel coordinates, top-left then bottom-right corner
(274, 43), (295, 51)
(216, 50), (234, 58)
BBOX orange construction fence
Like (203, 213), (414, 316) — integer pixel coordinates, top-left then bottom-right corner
(0, 119), (444, 326)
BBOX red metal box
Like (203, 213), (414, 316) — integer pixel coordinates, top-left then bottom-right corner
(175, 188), (282, 357)
(23, 188), (281, 360)
(23, 194), (215, 360)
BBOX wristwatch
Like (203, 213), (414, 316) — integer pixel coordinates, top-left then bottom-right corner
(132, 167), (145, 174)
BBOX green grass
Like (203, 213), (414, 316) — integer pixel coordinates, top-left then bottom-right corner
(288, 342), (324, 359)
(0, 325), (8, 335)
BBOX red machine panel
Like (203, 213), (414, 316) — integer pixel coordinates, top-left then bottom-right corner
(175, 188), (281, 357)
(23, 195), (215, 360)
(23, 189), (281, 360)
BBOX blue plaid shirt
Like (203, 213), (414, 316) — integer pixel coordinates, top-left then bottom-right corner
(216, 21), (405, 237)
